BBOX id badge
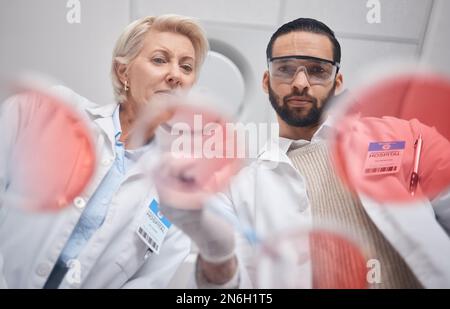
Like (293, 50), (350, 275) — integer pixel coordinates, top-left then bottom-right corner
(136, 199), (172, 254)
(363, 141), (405, 176)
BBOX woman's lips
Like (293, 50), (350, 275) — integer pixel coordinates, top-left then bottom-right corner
(155, 90), (175, 96)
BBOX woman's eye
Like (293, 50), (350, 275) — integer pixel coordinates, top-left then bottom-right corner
(152, 57), (167, 64)
(181, 64), (193, 73)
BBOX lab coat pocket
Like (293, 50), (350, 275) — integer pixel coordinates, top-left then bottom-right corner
(115, 218), (150, 279)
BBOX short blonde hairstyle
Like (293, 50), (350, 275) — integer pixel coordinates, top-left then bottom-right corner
(111, 14), (209, 103)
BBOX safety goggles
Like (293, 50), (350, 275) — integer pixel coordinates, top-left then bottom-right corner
(268, 55), (340, 86)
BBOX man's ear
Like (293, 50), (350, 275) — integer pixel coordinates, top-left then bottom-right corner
(115, 61), (128, 84)
(334, 72), (344, 95)
(262, 71), (270, 94)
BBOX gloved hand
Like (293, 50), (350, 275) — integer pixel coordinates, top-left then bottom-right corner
(151, 98), (243, 285)
(155, 154), (236, 264)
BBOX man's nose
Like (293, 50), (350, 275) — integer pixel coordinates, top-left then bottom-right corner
(291, 68), (311, 92)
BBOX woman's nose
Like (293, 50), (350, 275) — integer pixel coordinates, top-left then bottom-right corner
(166, 65), (182, 88)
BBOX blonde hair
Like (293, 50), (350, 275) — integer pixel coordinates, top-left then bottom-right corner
(111, 14), (209, 103)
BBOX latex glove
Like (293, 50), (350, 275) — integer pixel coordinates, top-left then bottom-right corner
(155, 155), (236, 264)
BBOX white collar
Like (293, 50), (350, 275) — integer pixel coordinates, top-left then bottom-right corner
(285, 116), (334, 151)
(258, 116), (334, 163)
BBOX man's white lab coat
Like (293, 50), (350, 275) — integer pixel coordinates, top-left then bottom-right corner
(211, 120), (450, 288)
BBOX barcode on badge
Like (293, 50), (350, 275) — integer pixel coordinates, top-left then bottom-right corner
(138, 227), (159, 252)
(365, 166), (398, 174)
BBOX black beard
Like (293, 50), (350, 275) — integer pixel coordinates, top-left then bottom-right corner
(269, 83), (336, 128)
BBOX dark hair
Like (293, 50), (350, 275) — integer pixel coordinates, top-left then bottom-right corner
(266, 18), (341, 64)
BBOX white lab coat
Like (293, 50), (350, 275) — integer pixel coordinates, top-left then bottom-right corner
(0, 86), (190, 288)
(211, 120), (450, 289)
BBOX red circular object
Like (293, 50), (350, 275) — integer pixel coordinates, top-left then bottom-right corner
(331, 73), (450, 203)
(154, 104), (242, 210)
(256, 228), (368, 289)
(5, 90), (96, 212)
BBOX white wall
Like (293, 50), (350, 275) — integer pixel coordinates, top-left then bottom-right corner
(421, 0), (450, 77)
(0, 0), (130, 105)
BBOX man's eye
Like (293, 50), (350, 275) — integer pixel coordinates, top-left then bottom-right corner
(309, 65), (326, 74)
(277, 65), (295, 74)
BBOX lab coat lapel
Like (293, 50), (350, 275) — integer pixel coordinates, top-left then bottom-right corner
(86, 103), (117, 151)
(123, 142), (161, 185)
(258, 137), (295, 169)
(86, 103), (159, 184)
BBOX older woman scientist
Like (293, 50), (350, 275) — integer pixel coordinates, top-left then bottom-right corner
(0, 14), (208, 288)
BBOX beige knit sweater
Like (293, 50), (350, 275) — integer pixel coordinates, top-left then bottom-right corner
(287, 142), (422, 289)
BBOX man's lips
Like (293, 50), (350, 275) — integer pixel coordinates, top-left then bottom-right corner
(285, 97), (314, 107)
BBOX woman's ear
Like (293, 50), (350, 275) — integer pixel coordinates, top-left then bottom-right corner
(115, 61), (128, 84)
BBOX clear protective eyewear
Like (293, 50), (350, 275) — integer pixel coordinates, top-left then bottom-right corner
(268, 55), (340, 85)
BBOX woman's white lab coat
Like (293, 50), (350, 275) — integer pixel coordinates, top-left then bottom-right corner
(212, 121), (450, 289)
(0, 86), (190, 288)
